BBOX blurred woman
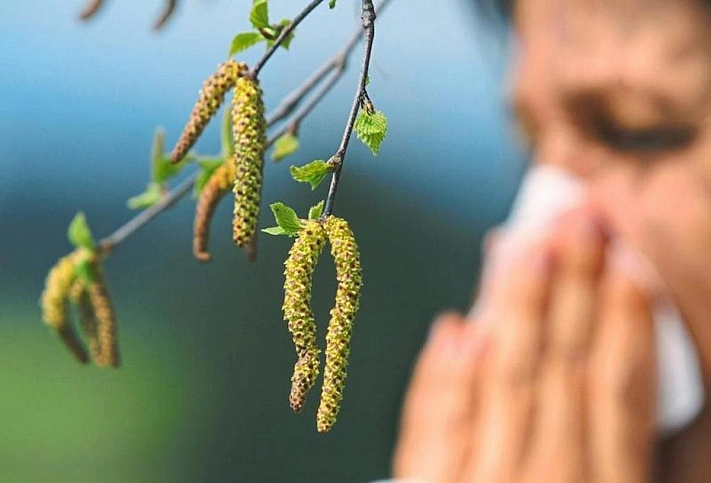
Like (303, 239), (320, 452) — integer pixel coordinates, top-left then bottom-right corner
(394, 0), (711, 481)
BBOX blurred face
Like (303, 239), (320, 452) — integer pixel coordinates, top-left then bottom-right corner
(512, 0), (711, 379)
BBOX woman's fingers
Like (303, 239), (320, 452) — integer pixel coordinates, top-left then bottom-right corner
(393, 313), (489, 482)
(588, 263), (657, 483)
(525, 216), (605, 481)
(467, 243), (553, 481)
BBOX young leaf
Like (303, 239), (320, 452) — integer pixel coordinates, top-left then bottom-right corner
(269, 202), (304, 236)
(229, 31), (265, 57)
(250, 0), (270, 29)
(127, 182), (164, 210)
(354, 110), (388, 156)
(308, 201), (325, 220)
(262, 226), (289, 236)
(271, 133), (299, 162)
(329, 0), (337, 8)
(193, 158), (225, 196)
(150, 128), (166, 175)
(74, 251), (97, 284)
(154, 153), (190, 184)
(67, 212), (95, 250)
(151, 127), (190, 182)
(265, 19), (295, 50)
(290, 159), (332, 190)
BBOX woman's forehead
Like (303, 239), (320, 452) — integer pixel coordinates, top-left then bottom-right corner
(512, 0), (711, 119)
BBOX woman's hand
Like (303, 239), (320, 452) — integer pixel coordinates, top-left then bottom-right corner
(393, 214), (657, 483)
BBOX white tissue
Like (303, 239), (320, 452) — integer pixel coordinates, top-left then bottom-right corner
(482, 164), (704, 434)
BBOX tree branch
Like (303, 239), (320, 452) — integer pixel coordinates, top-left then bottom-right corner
(100, 171), (198, 252)
(322, 0), (377, 218)
(97, 5), (381, 253)
(251, 0), (327, 78)
(265, 19), (366, 128)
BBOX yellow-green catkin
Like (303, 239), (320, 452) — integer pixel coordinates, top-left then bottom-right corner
(40, 252), (89, 364)
(170, 60), (247, 163)
(231, 75), (266, 260)
(69, 280), (102, 363)
(283, 220), (327, 413)
(317, 216), (362, 433)
(193, 157), (236, 262)
(87, 260), (120, 368)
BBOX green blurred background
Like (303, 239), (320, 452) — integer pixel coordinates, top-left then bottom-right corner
(0, 1), (524, 481)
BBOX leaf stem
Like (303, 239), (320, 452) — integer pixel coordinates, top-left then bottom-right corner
(251, 0), (327, 78)
(322, 0), (377, 218)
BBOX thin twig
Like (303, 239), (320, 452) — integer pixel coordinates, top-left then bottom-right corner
(265, 21), (365, 127)
(99, 172), (198, 252)
(153, 0), (178, 31)
(323, 0), (377, 217)
(270, 67), (345, 142)
(251, 0), (327, 78)
(266, 61), (335, 127)
(98, 0), (387, 252)
(79, 0), (105, 21)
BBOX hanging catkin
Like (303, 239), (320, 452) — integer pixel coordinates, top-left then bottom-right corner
(283, 220), (327, 412)
(317, 216), (362, 432)
(231, 75), (266, 260)
(69, 280), (102, 363)
(86, 259), (120, 368)
(170, 60), (246, 163)
(193, 157), (237, 262)
(40, 251), (89, 363)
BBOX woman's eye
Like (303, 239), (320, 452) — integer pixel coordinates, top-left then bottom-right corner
(597, 122), (695, 153)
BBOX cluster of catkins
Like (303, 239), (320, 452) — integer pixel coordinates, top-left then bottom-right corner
(283, 217), (362, 432)
(161, 61), (363, 431)
(169, 60), (266, 262)
(41, 250), (120, 367)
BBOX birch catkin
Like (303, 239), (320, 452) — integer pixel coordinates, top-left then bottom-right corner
(70, 280), (102, 363)
(170, 60), (246, 163)
(317, 216), (362, 432)
(193, 157), (236, 262)
(231, 75), (266, 260)
(283, 220), (327, 412)
(40, 251), (89, 363)
(87, 260), (120, 368)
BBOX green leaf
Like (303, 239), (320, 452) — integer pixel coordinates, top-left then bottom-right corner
(268, 202), (303, 236)
(250, 0), (270, 29)
(262, 226), (289, 236)
(151, 128), (191, 183)
(308, 201), (324, 220)
(265, 19), (295, 50)
(74, 251), (97, 284)
(354, 109), (388, 156)
(154, 155), (189, 184)
(193, 158), (225, 197)
(67, 212), (95, 251)
(127, 182), (164, 210)
(150, 128), (166, 171)
(271, 133), (299, 162)
(329, 0), (337, 8)
(229, 31), (265, 57)
(220, 110), (234, 157)
(290, 159), (332, 190)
